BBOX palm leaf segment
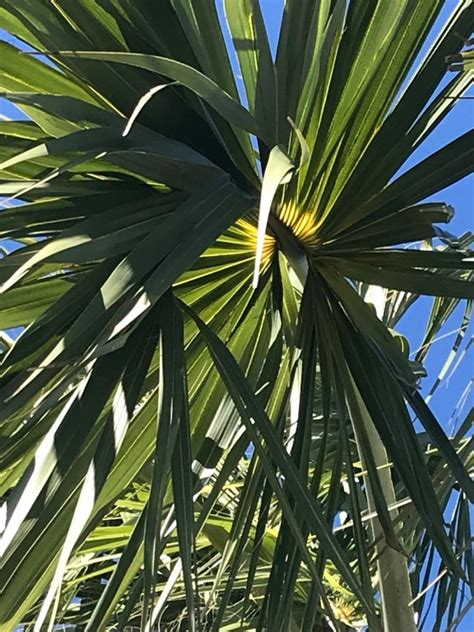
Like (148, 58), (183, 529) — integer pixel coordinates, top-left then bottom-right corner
(0, 1), (473, 630)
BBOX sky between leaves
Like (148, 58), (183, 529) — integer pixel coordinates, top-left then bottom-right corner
(217, 0), (474, 437)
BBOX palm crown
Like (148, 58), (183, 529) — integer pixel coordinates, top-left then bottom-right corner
(0, 1), (473, 631)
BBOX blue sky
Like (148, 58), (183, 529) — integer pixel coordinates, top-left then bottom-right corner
(1, 2), (473, 630)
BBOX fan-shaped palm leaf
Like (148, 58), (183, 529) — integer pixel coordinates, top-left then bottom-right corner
(0, 1), (473, 630)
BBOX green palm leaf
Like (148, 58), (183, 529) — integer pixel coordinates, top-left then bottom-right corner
(0, 2), (473, 630)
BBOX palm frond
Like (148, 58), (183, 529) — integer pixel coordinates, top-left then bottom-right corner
(0, 2), (473, 630)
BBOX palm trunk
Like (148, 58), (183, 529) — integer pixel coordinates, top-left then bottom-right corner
(349, 381), (417, 632)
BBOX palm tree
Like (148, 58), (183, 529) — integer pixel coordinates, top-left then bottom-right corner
(0, 1), (472, 630)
